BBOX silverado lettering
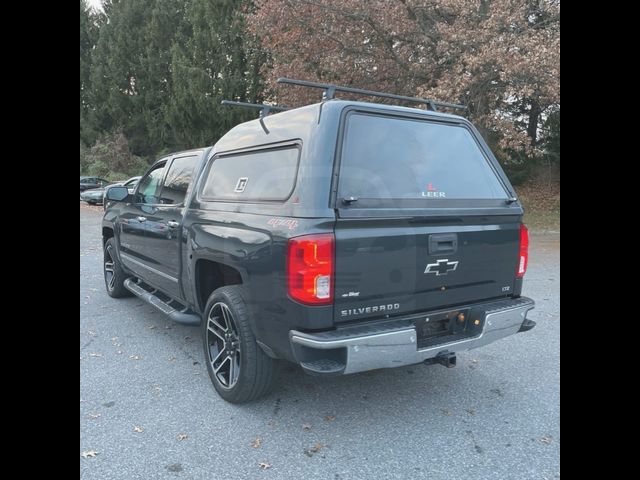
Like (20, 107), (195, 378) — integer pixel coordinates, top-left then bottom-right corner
(341, 304), (401, 317)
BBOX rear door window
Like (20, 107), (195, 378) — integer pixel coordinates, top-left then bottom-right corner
(136, 162), (167, 204)
(159, 155), (199, 205)
(201, 146), (299, 202)
(338, 113), (508, 204)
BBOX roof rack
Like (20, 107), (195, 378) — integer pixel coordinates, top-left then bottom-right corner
(276, 77), (466, 112)
(220, 100), (289, 119)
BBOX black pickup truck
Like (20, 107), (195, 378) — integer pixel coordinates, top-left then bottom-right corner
(102, 79), (535, 403)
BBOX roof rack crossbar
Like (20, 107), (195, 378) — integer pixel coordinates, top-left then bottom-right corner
(220, 100), (289, 118)
(276, 77), (466, 112)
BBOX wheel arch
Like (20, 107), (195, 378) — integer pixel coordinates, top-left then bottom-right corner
(194, 259), (244, 313)
(102, 226), (115, 245)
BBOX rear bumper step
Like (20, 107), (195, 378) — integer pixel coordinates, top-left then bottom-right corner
(290, 297), (535, 375)
(518, 318), (536, 332)
(123, 278), (201, 326)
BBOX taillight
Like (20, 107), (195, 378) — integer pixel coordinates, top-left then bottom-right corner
(517, 224), (529, 278)
(287, 233), (335, 305)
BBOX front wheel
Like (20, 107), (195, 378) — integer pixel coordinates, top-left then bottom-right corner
(202, 286), (275, 403)
(103, 238), (132, 298)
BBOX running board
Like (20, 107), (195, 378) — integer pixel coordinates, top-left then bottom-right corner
(123, 278), (201, 326)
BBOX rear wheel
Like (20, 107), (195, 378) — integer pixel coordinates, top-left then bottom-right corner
(103, 238), (131, 298)
(202, 286), (275, 403)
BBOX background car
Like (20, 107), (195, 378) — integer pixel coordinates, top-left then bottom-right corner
(80, 176), (110, 192)
(80, 176), (141, 207)
(80, 187), (109, 205)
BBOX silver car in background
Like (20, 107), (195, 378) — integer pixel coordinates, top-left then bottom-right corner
(80, 176), (141, 207)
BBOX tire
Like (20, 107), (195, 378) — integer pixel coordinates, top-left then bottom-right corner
(103, 238), (132, 298)
(202, 286), (275, 403)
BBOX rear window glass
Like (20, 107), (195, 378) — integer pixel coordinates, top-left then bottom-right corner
(338, 113), (508, 201)
(201, 146), (299, 202)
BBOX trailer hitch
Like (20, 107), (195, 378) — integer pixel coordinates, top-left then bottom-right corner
(424, 351), (457, 368)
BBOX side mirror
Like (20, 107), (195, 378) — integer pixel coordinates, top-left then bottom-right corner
(105, 186), (129, 202)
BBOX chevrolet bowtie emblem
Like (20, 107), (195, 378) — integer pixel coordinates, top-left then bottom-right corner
(424, 259), (459, 276)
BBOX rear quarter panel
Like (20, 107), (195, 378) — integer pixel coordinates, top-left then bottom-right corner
(182, 209), (336, 361)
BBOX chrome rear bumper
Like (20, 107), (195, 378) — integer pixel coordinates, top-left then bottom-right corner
(290, 297), (535, 375)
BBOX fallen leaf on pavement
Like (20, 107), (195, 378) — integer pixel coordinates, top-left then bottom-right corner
(304, 442), (327, 457)
(258, 462), (271, 470)
(251, 437), (262, 448)
(309, 442), (325, 453)
(177, 433), (188, 441)
(324, 415), (336, 422)
(133, 426), (144, 433)
(81, 450), (98, 458)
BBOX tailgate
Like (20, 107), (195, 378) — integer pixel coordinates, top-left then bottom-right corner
(332, 109), (522, 323)
(333, 218), (519, 323)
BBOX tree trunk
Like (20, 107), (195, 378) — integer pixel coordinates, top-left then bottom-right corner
(527, 100), (540, 147)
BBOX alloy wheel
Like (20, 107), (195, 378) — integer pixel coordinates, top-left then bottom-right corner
(104, 245), (116, 291)
(206, 302), (241, 389)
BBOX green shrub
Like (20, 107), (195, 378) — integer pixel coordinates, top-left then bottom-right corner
(82, 131), (151, 179)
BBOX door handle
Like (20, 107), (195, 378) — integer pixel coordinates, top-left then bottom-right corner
(428, 233), (458, 254)
(167, 221), (180, 229)
(137, 216), (147, 223)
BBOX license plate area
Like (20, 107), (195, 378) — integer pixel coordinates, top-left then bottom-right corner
(414, 307), (483, 349)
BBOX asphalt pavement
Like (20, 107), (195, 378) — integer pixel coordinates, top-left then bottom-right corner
(80, 203), (560, 479)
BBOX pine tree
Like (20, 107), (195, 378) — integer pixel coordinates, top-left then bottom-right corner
(84, 0), (266, 158)
(80, 0), (101, 146)
(166, 0), (265, 150)
(89, 0), (187, 157)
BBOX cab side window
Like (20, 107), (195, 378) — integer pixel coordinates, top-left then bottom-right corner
(159, 155), (198, 205)
(136, 162), (167, 204)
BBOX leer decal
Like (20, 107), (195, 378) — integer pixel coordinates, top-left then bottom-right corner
(421, 182), (446, 198)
